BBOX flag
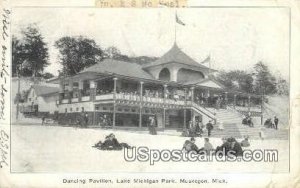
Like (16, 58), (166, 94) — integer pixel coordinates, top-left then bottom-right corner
(176, 14), (185, 26)
(202, 55), (211, 64)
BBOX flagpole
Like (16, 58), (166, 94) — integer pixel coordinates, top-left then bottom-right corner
(209, 52), (211, 76)
(174, 9), (177, 44)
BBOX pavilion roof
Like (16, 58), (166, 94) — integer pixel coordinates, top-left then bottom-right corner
(80, 59), (155, 80)
(184, 78), (225, 90)
(143, 43), (215, 71)
(32, 84), (60, 96)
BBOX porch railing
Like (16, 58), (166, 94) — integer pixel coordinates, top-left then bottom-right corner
(96, 93), (114, 100)
(81, 96), (90, 102)
(61, 99), (69, 104)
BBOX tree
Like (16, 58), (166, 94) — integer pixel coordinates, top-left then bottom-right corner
(103, 46), (121, 59)
(21, 25), (49, 77)
(275, 73), (289, 95)
(41, 72), (55, 79)
(216, 70), (254, 93)
(12, 36), (25, 77)
(253, 62), (277, 95)
(55, 36), (104, 76)
(216, 71), (237, 90)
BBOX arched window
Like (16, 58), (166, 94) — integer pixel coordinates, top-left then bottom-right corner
(158, 68), (171, 81)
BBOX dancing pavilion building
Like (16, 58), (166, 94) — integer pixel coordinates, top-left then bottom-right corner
(56, 43), (263, 129)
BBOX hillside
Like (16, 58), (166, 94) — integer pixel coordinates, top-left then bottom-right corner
(263, 95), (289, 128)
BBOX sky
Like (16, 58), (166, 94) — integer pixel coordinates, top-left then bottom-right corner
(12, 8), (290, 79)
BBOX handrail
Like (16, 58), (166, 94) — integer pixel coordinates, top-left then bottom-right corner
(188, 101), (216, 122)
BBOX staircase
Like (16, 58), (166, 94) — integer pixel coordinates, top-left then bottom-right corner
(200, 108), (289, 140)
(263, 128), (289, 140)
(215, 108), (243, 124)
(190, 102), (216, 122)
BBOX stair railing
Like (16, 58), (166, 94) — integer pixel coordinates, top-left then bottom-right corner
(188, 101), (217, 123)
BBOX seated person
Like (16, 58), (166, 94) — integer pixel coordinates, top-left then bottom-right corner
(242, 116), (248, 125)
(215, 137), (231, 156)
(228, 137), (243, 156)
(264, 118), (270, 127)
(247, 117), (254, 127)
(199, 138), (214, 155)
(181, 128), (189, 137)
(94, 133), (126, 150)
(100, 135), (116, 150)
(182, 137), (199, 153)
(240, 136), (250, 147)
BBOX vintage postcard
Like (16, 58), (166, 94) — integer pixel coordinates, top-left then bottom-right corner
(1, 0), (300, 187)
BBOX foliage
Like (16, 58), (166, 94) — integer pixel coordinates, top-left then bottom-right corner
(12, 25), (49, 77)
(216, 62), (287, 96)
(103, 46), (158, 64)
(216, 70), (254, 93)
(275, 75), (289, 95)
(253, 61), (277, 95)
(22, 25), (49, 77)
(55, 36), (104, 76)
(12, 36), (24, 76)
(41, 72), (55, 79)
(103, 46), (121, 59)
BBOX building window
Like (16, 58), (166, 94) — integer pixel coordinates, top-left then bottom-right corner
(65, 108), (67, 113)
(70, 108), (72, 112)
(95, 106), (99, 111)
(76, 107), (79, 111)
(81, 107), (84, 112)
(73, 82), (79, 89)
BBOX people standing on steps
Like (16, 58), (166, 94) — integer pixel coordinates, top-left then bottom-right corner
(148, 116), (157, 135)
(206, 120), (214, 137)
(274, 116), (279, 130)
(218, 121), (224, 130)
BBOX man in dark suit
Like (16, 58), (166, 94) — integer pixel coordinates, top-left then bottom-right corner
(206, 120), (214, 137)
(274, 116), (279, 130)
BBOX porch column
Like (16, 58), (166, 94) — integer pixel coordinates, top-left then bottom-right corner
(248, 95), (251, 113)
(190, 87), (195, 122)
(163, 84), (168, 128)
(68, 80), (73, 103)
(183, 88), (187, 129)
(206, 89), (210, 107)
(112, 77), (118, 128)
(261, 95), (264, 125)
(233, 94), (237, 109)
(139, 81), (144, 128)
(191, 87), (195, 102)
(163, 108), (166, 129)
(78, 80), (83, 102)
(163, 84), (168, 103)
(90, 80), (96, 101)
(58, 76), (64, 104)
(224, 92), (228, 109)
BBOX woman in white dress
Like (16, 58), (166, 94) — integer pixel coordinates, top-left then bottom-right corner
(218, 121), (224, 130)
